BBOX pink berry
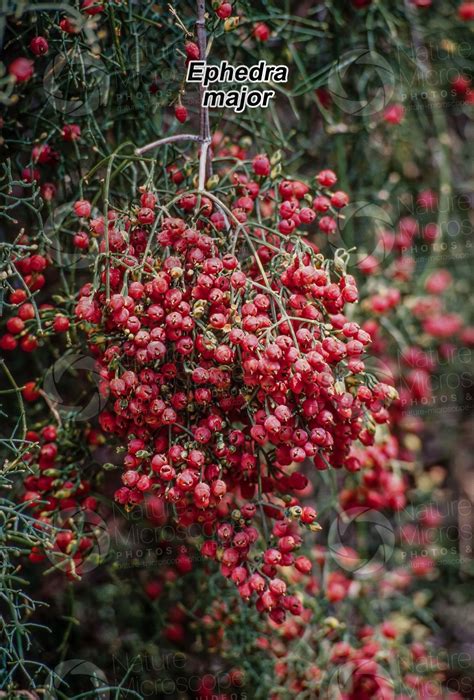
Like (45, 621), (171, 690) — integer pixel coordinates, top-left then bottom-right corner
(9, 58), (34, 82)
(29, 37), (49, 56)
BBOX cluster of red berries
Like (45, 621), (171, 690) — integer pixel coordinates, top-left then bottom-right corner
(20, 425), (99, 577)
(0, 242), (73, 352)
(69, 159), (397, 619)
(340, 436), (407, 512)
(253, 532), (459, 699)
(19, 126), (81, 199)
(1, 247), (46, 352)
(251, 156), (350, 236)
(353, 203), (472, 419)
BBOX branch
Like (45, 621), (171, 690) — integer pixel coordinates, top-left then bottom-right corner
(198, 139), (211, 191)
(196, 0), (212, 184)
(135, 134), (202, 156)
(38, 389), (63, 427)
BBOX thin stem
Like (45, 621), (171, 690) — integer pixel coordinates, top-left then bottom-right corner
(38, 389), (63, 427)
(135, 134), (202, 156)
(196, 0), (212, 183)
(0, 360), (27, 442)
(198, 138), (211, 191)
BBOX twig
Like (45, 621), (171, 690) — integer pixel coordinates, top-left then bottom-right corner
(0, 360), (27, 442)
(135, 134), (202, 156)
(198, 138), (211, 191)
(38, 389), (63, 426)
(196, 0), (212, 183)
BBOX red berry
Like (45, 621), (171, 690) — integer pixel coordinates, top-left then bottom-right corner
(330, 191), (350, 208)
(40, 183), (57, 201)
(73, 231), (90, 249)
(299, 207), (316, 224)
(9, 58), (34, 82)
(81, 0), (104, 14)
(295, 556), (312, 574)
(216, 3), (232, 19)
(18, 304), (35, 321)
(59, 17), (80, 34)
(253, 23), (271, 42)
(137, 207), (155, 224)
(29, 37), (49, 56)
(53, 315), (70, 333)
(252, 154), (270, 177)
(301, 506), (317, 524)
(22, 381), (40, 402)
(6, 317), (25, 334)
(174, 105), (188, 123)
(9, 290), (27, 305)
(74, 200), (92, 218)
(316, 169), (337, 187)
(0, 334), (17, 351)
(20, 335), (38, 352)
(185, 42), (200, 60)
(140, 192), (157, 209)
(62, 124), (81, 141)
(318, 216), (337, 234)
(22, 168), (40, 183)
(383, 103), (405, 124)
(459, 1), (474, 19)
